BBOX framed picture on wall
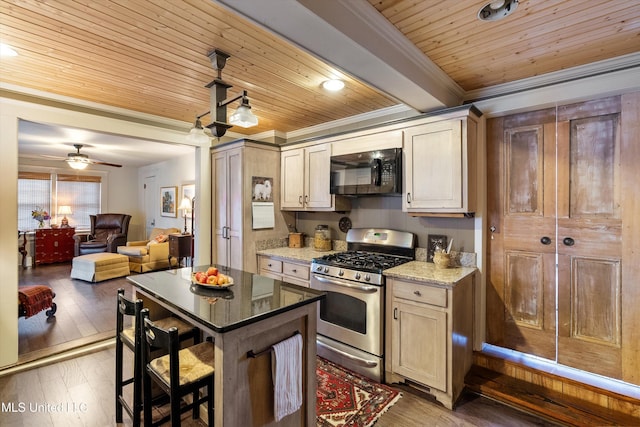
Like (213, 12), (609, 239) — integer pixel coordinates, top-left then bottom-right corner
(427, 234), (448, 263)
(160, 186), (177, 217)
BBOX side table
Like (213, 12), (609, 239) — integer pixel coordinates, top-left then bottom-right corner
(168, 233), (192, 268)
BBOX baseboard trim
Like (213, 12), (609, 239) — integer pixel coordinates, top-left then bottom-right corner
(467, 351), (640, 425)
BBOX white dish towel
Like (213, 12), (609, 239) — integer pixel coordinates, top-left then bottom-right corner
(271, 333), (303, 421)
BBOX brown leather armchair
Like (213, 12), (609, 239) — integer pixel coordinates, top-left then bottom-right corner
(73, 213), (132, 256)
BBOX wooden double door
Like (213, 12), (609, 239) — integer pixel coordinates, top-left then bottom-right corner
(486, 93), (640, 384)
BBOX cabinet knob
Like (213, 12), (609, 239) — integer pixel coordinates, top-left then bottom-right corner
(540, 236), (551, 245)
(563, 237), (575, 246)
(268, 263), (272, 267)
(413, 290), (422, 296)
(292, 269), (297, 273)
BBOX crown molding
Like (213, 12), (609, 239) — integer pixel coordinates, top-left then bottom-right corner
(464, 52), (640, 103)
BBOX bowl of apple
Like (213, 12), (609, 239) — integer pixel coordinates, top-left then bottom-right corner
(192, 267), (234, 289)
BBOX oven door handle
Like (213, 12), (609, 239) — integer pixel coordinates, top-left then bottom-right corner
(313, 275), (378, 292)
(317, 339), (378, 368)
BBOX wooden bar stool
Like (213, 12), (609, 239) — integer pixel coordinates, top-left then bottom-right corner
(140, 308), (215, 427)
(115, 289), (199, 427)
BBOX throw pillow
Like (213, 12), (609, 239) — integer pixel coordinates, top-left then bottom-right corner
(154, 234), (168, 243)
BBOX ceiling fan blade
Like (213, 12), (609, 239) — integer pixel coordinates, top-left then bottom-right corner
(92, 160), (122, 168)
(41, 154), (68, 160)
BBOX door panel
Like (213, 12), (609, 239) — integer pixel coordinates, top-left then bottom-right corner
(504, 125), (543, 215)
(569, 114), (620, 219)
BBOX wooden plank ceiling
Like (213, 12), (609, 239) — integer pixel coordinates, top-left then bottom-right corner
(1, 0), (639, 136)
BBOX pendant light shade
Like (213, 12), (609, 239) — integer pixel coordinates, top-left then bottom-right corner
(229, 94), (258, 128)
(186, 116), (211, 144)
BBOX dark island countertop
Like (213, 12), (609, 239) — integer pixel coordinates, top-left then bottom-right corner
(126, 265), (325, 333)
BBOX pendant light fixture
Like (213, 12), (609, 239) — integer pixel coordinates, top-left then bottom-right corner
(187, 49), (259, 140)
(186, 114), (211, 144)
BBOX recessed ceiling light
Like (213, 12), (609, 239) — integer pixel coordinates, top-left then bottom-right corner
(322, 79), (345, 91)
(0, 43), (18, 57)
(478, 0), (518, 22)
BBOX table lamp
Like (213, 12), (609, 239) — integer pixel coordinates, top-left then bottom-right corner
(178, 197), (192, 234)
(58, 205), (72, 227)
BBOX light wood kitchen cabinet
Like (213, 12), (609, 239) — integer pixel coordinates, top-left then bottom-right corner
(211, 140), (290, 273)
(403, 106), (482, 215)
(258, 254), (310, 287)
(281, 143), (350, 212)
(385, 274), (474, 409)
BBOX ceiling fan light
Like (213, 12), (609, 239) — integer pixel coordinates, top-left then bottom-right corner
(322, 79), (345, 91)
(229, 99), (258, 128)
(66, 158), (89, 170)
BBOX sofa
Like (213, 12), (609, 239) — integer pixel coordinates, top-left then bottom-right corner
(117, 227), (180, 273)
(74, 213), (132, 256)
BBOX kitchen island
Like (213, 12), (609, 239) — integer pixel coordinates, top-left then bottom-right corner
(127, 265), (325, 426)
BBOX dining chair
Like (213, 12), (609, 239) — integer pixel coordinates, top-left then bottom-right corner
(140, 308), (215, 427)
(115, 289), (199, 427)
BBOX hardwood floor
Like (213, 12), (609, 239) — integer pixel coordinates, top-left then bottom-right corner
(17, 262), (133, 363)
(0, 344), (555, 426)
(10, 264), (554, 425)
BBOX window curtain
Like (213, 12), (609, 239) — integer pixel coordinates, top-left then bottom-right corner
(56, 174), (101, 230)
(17, 172), (51, 231)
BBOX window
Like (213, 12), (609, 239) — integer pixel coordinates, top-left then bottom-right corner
(56, 174), (102, 229)
(17, 172), (51, 231)
(18, 172), (102, 231)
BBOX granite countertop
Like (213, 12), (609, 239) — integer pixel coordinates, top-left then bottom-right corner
(256, 246), (339, 262)
(384, 261), (476, 286)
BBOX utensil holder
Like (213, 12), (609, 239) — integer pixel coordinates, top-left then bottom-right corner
(433, 252), (451, 269)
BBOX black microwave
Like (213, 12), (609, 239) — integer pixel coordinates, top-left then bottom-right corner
(330, 148), (402, 196)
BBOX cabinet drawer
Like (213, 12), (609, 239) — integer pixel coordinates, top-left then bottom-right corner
(283, 262), (309, 281)
(259, 257), (282, 273)
(393, 280), (447, 308)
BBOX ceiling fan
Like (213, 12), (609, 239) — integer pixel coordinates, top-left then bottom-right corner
(64, 144), (122, 169)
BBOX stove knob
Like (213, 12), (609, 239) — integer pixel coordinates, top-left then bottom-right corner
(355, 273), (361, 280)
(324, 267), (329, 273)
(316, 265), (323, 272)
(364, 274), (371, 282)
(338, 270), (344, 277)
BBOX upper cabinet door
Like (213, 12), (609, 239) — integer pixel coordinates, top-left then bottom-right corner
(403, 114), (478, 214)
(304, 143), (332, 209)
(281, 148), (305, 209)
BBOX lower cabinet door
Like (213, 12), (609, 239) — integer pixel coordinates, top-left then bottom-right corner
(391, 299), (447, 391)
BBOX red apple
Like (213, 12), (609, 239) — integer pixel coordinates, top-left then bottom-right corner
(194, 272), (207, 283)
(206, 275), (217, 285)
(206, 267), (219, 276)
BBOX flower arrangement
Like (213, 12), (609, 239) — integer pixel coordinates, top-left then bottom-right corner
(32, 207), (51, 228)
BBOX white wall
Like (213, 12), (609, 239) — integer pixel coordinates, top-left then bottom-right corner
(137, 153), (196, 239)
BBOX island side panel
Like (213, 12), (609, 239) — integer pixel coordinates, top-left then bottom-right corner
(215, 303), (317, 426)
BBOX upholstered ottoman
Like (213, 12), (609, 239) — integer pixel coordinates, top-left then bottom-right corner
(71, 252), (130, 283)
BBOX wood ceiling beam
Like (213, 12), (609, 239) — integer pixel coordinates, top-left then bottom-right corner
(215, 0), (464, 113)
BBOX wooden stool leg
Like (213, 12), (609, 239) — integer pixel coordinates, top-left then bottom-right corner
(115, 336), (124, 423)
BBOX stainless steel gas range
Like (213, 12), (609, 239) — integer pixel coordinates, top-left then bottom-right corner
(310, 228), (416, 381)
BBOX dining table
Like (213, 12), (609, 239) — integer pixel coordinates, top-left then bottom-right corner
(127, 265), (325, 426)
